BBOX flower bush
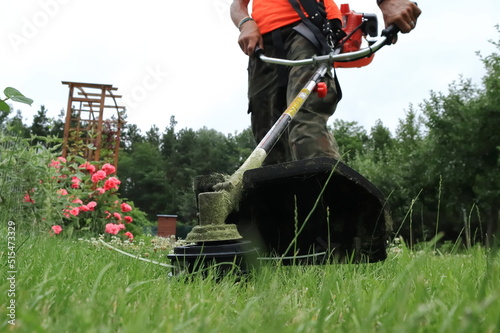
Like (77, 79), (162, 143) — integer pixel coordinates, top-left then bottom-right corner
(2, 129), (150, 238)
(55, 156), (147, 237)
(28, 154), (149, 238)
(1, 89), (150, 238)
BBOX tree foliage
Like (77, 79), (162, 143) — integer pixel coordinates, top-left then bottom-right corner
(352, 30), (500, 245)
(331, 119), (368, 163)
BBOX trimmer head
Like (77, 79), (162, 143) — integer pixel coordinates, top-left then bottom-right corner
(186, 191), (242, 242)
(167, 240), (258, 276)
(232, 157), (393, 263)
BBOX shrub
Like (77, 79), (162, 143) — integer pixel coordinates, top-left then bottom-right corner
(40, 155), (150, 238)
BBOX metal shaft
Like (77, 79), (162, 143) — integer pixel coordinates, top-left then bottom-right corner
(258, 64), (328, 153)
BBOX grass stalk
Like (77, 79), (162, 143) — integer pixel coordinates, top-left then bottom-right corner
(434, 175), (442, 252)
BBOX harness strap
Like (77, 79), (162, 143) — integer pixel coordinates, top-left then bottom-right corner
(292, 22), (322, 51)
(288, 0), (331, 55)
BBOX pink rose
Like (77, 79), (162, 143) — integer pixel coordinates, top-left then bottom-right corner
(124, 231), (134, 240)
(103, 177), (121, 191)
(105, 223), (120, 235)
(124, 216), (133, 223)
(23, 193), (35, 203)
(79, 162), (96, 174)
(91, 170), (107, 183)
(49, 157), (66, 168)
(113, 212), (122, 220)
(51, 225), (63, 234)
(102, 163), (116, 175)
(72, 198), (83, 204)
(121, 203), (132, 212)
(57, 189), (68, 196)
(105, 223), (126, 235)
(87, 201), (97, 210)
(95, 187), (105, 195)
(71, 176), (81, 189)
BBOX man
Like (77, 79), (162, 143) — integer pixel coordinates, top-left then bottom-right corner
(230, 0), (421, 165)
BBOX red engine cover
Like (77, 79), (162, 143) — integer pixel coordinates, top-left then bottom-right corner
(334, 3), (375, 68)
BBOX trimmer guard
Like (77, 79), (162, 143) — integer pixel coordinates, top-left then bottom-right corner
(229, 157), (393, 263)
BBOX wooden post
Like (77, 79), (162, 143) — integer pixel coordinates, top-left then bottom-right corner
(61, 81), (125, 169)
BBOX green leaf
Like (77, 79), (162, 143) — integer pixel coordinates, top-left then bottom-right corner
(4, 87), (23, 98)
(4, 87), (33, 106)
(0, 100), (9, 112)
(10, 95), (34, 106)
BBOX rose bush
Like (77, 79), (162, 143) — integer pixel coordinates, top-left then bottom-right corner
(36, 154), (149, 238)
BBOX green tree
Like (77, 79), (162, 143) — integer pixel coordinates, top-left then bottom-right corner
(30, 105), (51, 138)
(233, 127), (257, 163)
(420, 39), (500, 245)
(368, 119), (394, 162)
(29, 106), (64, 145)
(355, 30), (500, 246)
(120, 123), (143, 152)
(145, 125), (161, 148)
(331, 119), (368, 163)
(6, 110), (30, 137)
(118, 141), (169, 221)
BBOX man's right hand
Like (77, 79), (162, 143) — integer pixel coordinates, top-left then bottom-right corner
(238, 20), (263, 57)
(379, 0), (421, 34)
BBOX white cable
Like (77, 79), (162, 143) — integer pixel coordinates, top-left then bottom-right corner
(257, 252), (327, 261)
(99, 239), (176, 268)
(99, 239), (328, 267)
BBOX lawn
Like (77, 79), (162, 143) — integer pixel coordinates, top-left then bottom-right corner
(1, 232), (499, 333)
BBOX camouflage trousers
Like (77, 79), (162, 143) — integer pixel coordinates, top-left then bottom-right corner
(248, 23), (341, 165)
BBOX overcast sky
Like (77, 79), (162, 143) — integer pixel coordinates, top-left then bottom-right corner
(3, 0), (499, 136)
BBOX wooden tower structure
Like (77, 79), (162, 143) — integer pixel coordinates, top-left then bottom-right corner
(61, 81), (125, 168)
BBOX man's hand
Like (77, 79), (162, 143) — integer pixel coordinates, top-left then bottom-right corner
(230, 0), (263, 57)
(238, 20), (263, 57)
(379, 0), (421, 34)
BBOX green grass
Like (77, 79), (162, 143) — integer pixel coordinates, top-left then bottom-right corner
(1, 233), (499, 333)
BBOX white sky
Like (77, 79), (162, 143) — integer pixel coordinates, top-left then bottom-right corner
(3, 0), (499, 136)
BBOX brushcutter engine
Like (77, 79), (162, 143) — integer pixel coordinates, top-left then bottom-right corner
(335, 3), (378, 68)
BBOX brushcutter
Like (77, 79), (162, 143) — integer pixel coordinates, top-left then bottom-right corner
(167, 24), (401, 275)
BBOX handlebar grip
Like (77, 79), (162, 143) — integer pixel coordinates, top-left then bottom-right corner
(381, 25), (400, 45)
(254, 46), (264, 58)
(381, 2), (418, 45)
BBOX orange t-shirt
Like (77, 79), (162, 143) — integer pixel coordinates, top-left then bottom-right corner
(252, 0), (342, 35)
